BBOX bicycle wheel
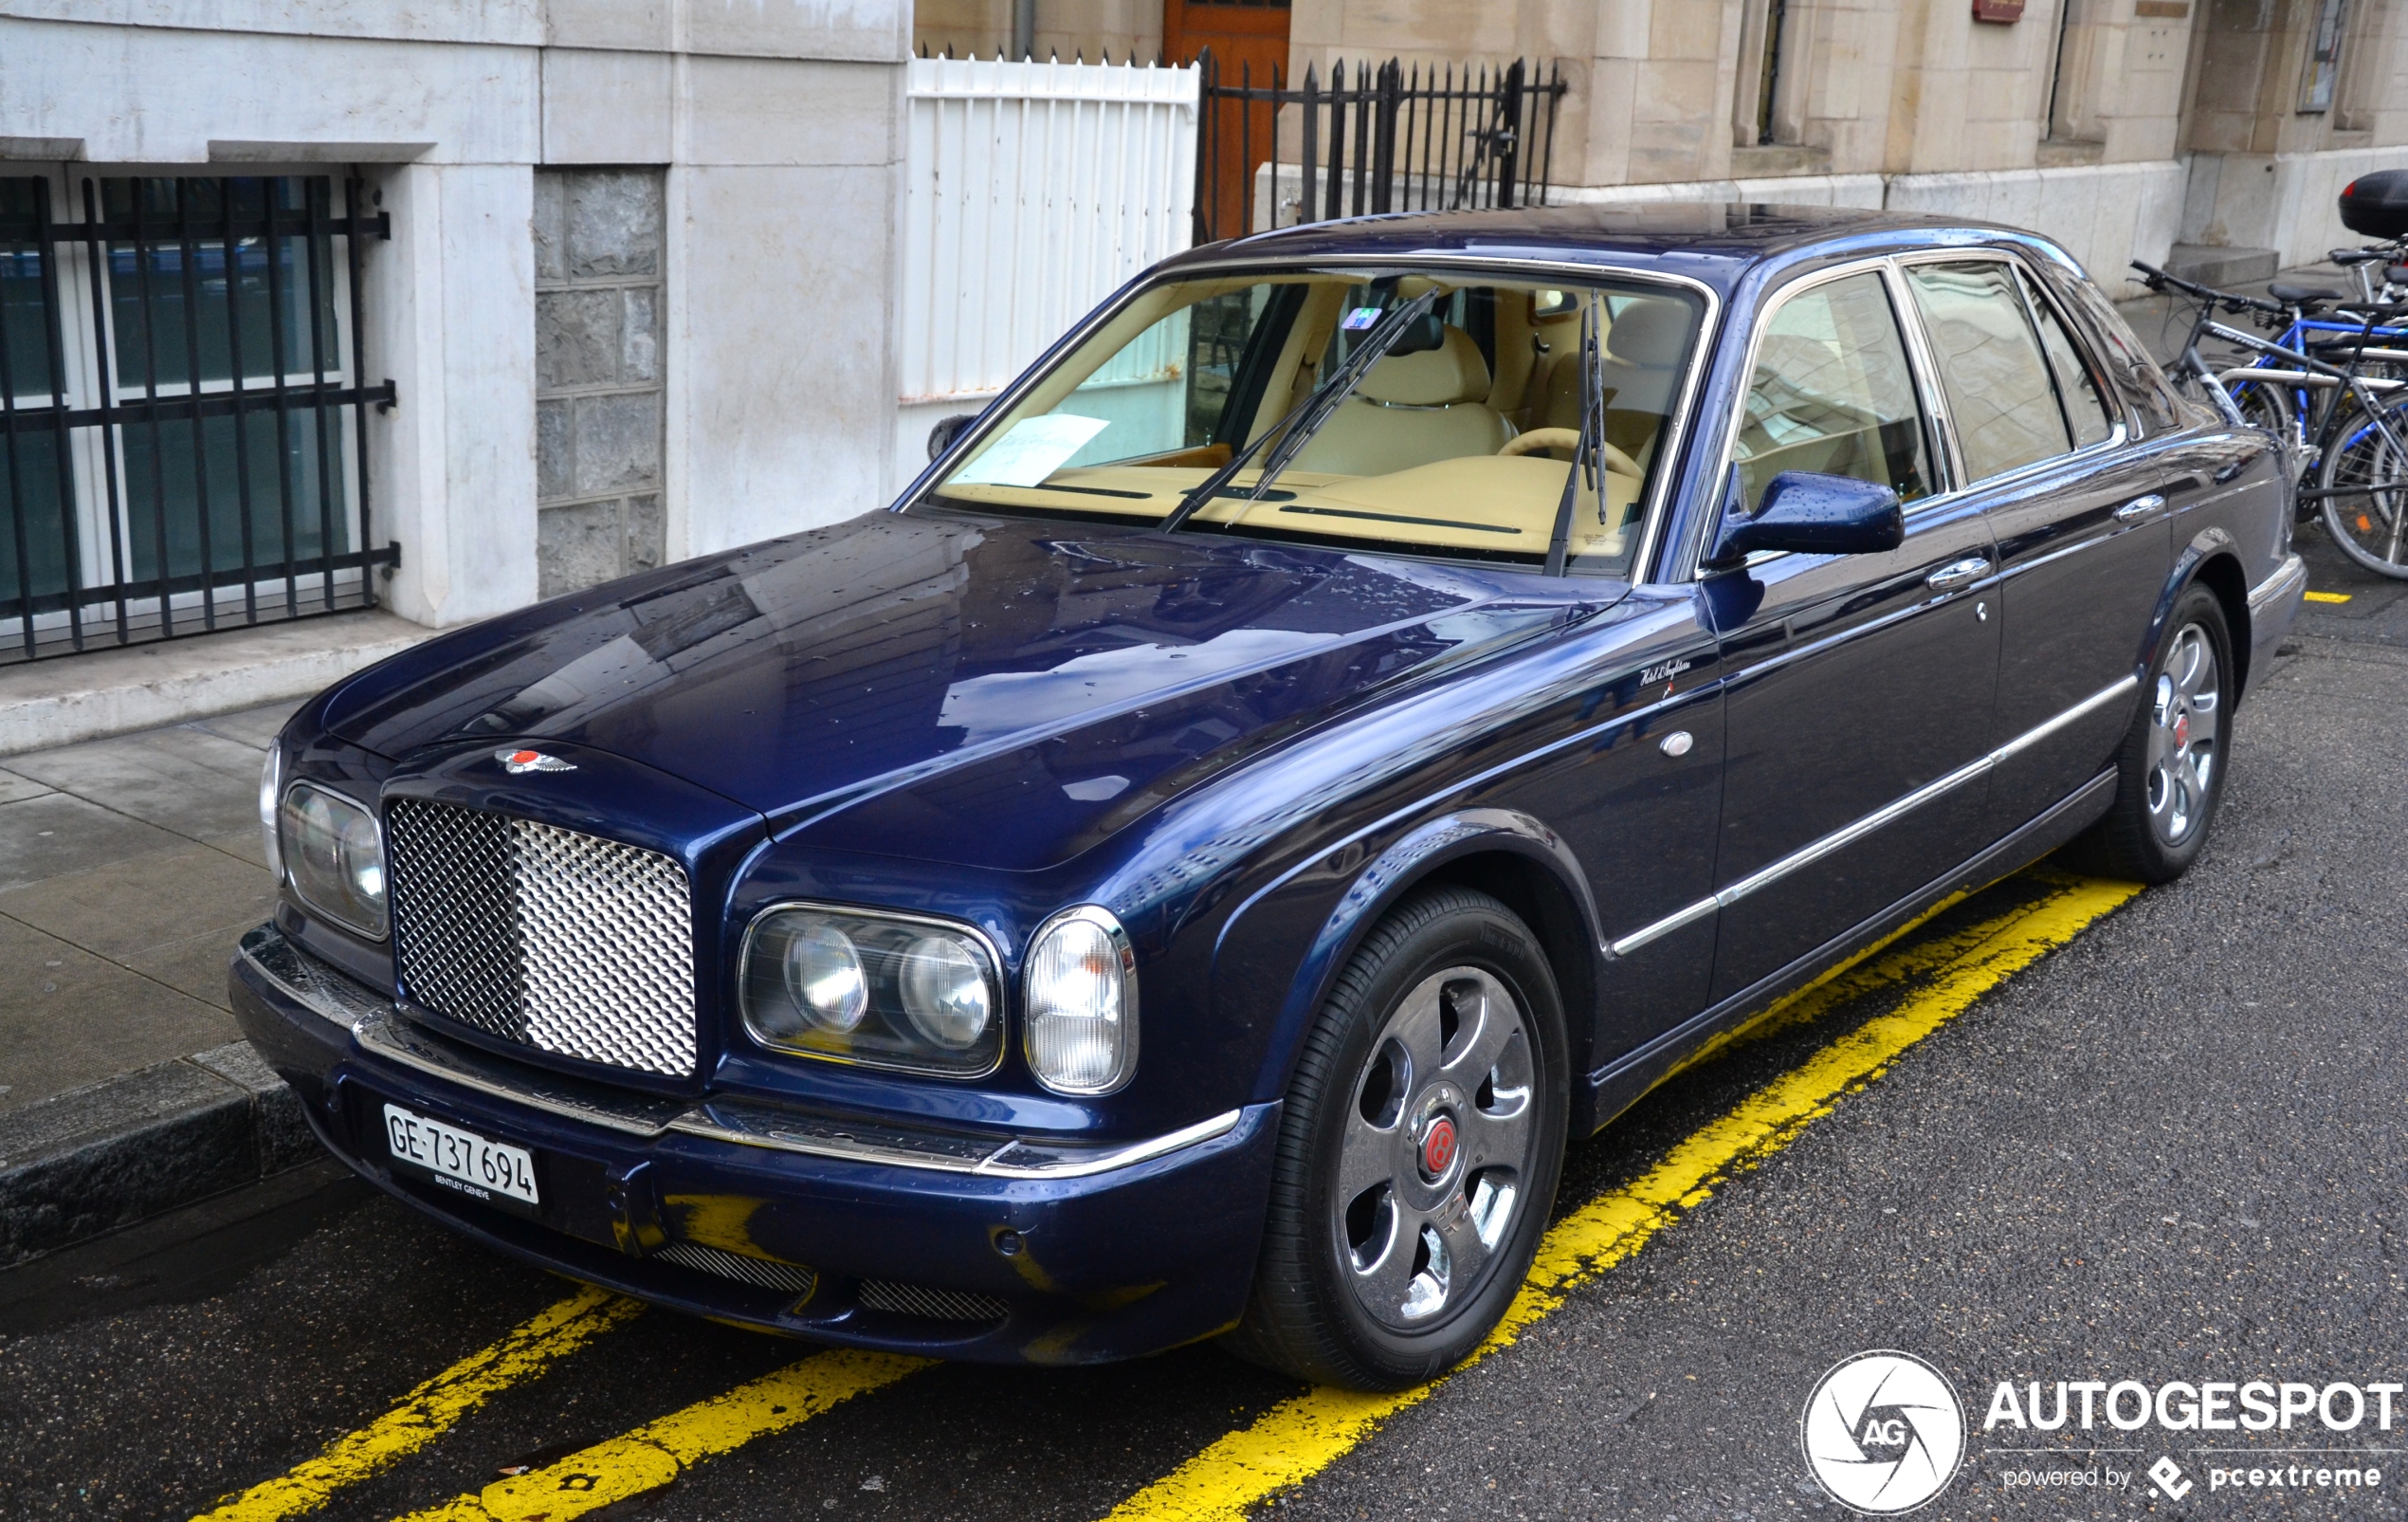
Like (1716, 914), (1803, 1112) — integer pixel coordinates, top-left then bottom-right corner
(2227, 373), (2294, 443)
(2318, 396), (2408, 578)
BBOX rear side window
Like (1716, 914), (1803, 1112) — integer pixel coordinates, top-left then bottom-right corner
(1732, 270), (1935, 510)
(1904, 261), (2071, 482)
(2016, 266), (2116, 449)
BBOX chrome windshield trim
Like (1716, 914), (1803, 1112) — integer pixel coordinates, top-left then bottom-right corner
(2249, 552), (2307, 613)
(246, 926), (1237, 1181)
(1607, 674), (2141, 956)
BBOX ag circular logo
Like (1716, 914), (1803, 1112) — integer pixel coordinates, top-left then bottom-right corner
(1800, 1350), (1965, 1513)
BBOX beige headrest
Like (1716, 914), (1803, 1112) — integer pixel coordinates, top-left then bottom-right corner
(1605, 302), (1689, 368)
(1359, 326), (1491, 406)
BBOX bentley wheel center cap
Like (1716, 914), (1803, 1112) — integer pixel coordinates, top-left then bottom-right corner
(1420, 1114), (1459, 1178)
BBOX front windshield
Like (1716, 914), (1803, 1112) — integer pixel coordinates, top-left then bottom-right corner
(916, 268), (1705, 576)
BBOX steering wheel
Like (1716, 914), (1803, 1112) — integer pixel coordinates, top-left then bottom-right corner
(1499, 428), (1644, 478)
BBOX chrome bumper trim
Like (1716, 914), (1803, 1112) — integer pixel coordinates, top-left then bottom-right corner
(2249, 552), (2308, 614)
(242, 925), (1241, 1181)
(1609, 674), (2140, 957)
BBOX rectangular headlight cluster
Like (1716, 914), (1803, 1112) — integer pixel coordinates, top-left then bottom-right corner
(740, 906), (1005, 1078)
(278, 780), (389, 939)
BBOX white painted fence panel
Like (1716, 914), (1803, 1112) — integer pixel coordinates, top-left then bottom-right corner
(901, 56), (1198, 407)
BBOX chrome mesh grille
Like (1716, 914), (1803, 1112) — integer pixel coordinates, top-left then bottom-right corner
(654, 1241), (817, 1296)
(857, 1279), (1011, 1323)
(387, 798), (697, 1077)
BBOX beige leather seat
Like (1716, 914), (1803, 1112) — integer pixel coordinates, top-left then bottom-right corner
(1290, 326), (1511, 476)
(1536, 299), (1689, 461)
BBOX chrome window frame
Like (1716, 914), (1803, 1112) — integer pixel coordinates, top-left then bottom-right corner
(1686, 245), (2137, 582)
(1684, 254), (1958, 582)
(901, 252), (1723, 586)
(1888, 247), (2133, 498)
(737, 899), (1010, 1082)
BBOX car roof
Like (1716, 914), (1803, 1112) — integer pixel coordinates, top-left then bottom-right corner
(1161, 202), (2059, 294)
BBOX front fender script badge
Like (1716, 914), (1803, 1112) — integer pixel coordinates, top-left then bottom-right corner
(496, 748), (576, 775)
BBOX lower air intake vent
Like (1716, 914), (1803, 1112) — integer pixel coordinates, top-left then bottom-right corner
(857, 1279), (1010, 1323)
(653, 1241), (818, 1296)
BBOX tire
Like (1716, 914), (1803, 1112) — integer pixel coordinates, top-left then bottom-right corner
(1223, 886), (1568, 1391)
(2062, 585), (2233, 884)
(2319, 395), (2408, 578)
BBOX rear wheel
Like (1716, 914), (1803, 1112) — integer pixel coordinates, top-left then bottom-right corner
(2062, 585), (2232, 883)
(1224, 886), (1567, 1391)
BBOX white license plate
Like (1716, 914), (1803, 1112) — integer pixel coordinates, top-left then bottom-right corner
(383, 1102), (539, 1207)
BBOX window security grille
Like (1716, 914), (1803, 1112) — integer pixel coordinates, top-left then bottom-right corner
(0, 174), (395, 663)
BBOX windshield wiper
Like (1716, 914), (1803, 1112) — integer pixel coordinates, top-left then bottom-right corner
(1543, 297), (1604, 577)
(1159, 289), (1443, 534)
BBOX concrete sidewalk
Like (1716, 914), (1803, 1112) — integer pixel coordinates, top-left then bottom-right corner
(0, 700), (319, 1267)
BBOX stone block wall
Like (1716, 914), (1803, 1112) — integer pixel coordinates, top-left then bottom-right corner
(535, 169), (667, 598)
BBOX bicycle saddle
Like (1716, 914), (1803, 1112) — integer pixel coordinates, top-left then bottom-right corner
(2329, 248), (2388, 266)
(2269, 282), (2347, 305)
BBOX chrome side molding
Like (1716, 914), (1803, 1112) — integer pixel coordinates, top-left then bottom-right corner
(1610, 674), (2140, 957)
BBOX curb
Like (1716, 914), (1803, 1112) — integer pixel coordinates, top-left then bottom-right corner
(0, 1041), (320, 1269)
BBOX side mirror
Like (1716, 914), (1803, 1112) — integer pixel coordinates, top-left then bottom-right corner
(1708, 471), (1904, 566)
(926, 413), (976, 461)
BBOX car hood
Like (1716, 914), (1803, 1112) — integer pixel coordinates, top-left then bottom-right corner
(324, 512), (1593, 869)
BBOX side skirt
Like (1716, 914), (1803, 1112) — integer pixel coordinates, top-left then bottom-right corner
(1577, 766), (2119, 1135)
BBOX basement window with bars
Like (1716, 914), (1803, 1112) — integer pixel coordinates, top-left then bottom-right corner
(0, 173), (394, 663)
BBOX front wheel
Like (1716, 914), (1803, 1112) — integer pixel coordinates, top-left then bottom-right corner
(1224, 886), (1567, 1391)
(2318, 397), (2408, 578)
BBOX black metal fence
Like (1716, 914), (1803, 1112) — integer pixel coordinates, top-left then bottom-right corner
(0, 174), (395, 664)
(1193, 55), (1568, 245)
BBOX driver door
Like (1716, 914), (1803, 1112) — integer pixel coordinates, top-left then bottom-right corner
(1706, 264), (2001, 1005)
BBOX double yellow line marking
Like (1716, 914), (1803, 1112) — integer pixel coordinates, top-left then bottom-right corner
(196, 1285), (643, 1522)
(192, 873), (2136, 1522)
(393, 1351), (929, 1522)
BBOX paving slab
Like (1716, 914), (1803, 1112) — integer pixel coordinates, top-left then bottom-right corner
(0, 794), (185, 893)
(0, 916), (239, 1117)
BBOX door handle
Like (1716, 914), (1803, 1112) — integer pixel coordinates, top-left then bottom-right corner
(1925, 556), (1991, 593)
(2114, 493), (2167, 523)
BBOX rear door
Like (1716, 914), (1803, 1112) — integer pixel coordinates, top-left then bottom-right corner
(1703, 263), (2001, 1005)
(1895, 254), (2173, 837)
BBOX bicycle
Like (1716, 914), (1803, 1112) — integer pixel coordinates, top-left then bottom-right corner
(2134, 260), (2408, 579)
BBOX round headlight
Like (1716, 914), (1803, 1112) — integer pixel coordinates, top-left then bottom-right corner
(783, 922), (867, 1033)
(899, 935), (992, 1049)
(1024, 908), (1137, 1094)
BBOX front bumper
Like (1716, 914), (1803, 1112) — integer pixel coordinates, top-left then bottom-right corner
(231, 925), (1279, 1364)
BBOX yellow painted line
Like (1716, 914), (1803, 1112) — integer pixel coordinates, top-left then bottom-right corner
(389, 1348), (930, 1522)
(2305, 590), (2352, 604)
(194, 1284), (644, 1522)
(1100, 873), (2141, 1522)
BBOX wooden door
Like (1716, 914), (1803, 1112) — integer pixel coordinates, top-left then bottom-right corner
(1166, 0), (1289, 241)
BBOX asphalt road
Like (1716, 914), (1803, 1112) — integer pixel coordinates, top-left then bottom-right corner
(3, 535), (2403, 1522)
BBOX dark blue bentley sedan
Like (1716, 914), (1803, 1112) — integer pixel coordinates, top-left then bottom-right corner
(233, 204), (2305, 1391)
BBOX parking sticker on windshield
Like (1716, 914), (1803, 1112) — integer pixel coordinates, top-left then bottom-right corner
(1341, 305), (1385, 331)
(950, 414), (1110, 487)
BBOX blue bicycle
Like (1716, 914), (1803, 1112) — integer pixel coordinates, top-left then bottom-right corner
(2140, 259), (2408, 580)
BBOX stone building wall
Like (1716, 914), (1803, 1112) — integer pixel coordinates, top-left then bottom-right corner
(534, 169), (667, 598)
